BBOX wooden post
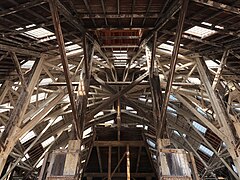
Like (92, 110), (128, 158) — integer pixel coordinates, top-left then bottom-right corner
(96, 146), (103, 173)
(63, 140), (81, 175)
(108, 146), (111, 180)
(126, 145), (130, 180)
(189, 152), (200, 180)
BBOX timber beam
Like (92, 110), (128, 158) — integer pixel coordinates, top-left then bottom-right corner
(93, 141), (145, 147)
(158, 0), (189, 139)
(84, 173), (154, 178)
(49, 0), (80, 139)
(192, 0), (240, 15)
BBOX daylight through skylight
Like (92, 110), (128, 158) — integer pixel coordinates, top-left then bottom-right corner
(185, 26), (216, 39)
(199, 144), (214, 156)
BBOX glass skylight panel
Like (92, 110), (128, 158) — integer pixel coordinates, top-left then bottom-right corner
(169, 95), (177, 101)
(205, 60), (219, 68)
(50, 116), (63, 126)
(83, 127), (92, 138)
(65, 42), (81, 52)
(192, 121), (207, 134)
(113, 50), (127, 53)
(104, 120), (114, 125)
(36, 159), (44, 169)
(173, 130), (180, 136)
(232, 164), (238, 173)
(199, 144), (214, 156)
(21, 60), (35, 69)
(24, 27), (54, 39)
(196, 107), (208, 118)
(147, 139), (156, 148)
(159, 43), (173, 51)
(138, 97), (146, 102)
(0, 103), (11, 113)
(126, 106), (134, 110)
(41, 136), (55, 148)
(20, 130), (36, 144)
(0, 126), (5, 133)
(185, 26), (216, 39)
(187, 77), (201, 85)
(94, 111), (104, 118)
(21, 153), (30, 162)
(167, 106), (177, 116)
(39, 78), (53, 86)
(30, 92), (47, 103)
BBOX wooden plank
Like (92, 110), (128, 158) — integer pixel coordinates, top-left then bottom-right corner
(84, 172), (154, 178)
(0, 44), (40, 56)
(212, 50), (229, 90)
(94, 141), (144, 147)
(9, 52), (26, 89)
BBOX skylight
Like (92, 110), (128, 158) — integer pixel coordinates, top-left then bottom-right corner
(30, 92), (47, 103)
(126, 106), (134, 111)
(25, 27), (54, 39)
(0, 126), (5, 133)
(185, 26), (216, 39)
(158, 43), (173, 52)
(39, 78), (53, 86)
(199, 144), (214, 156)
(113, 50), (127, 53)
(147, 139), (156, 148)
(205, 60), (219, 68)
(173, 130), (180, 136)
(192, 121), (207, 134)
(50, 116), (63, 126)
(0, 103), (11, 113)
(21, 60), (35, 69)
(104, 120), (114, 125)
(94, 111), (104, 118)
(20, 130), (36, 144)
(21, 153), (30, 162)
(83, 127), (92, 138)
(232, 164), (238, 173)
(187, 77), (201, 85)
(36, 159), (44, 169)
(16, 24), (55, 41)
(167, 106), (177, 117)
(65, 42), (81, 52)
(41, 136), (55, 148)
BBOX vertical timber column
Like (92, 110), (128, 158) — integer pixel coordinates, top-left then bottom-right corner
(108, 146), (112, 180)
(126, 145), (131, 180)
(0, 55), (45, 175)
